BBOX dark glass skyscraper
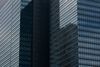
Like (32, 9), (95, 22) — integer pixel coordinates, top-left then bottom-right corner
(20, 0), (33, 67)
(1, 0), (100, 67)
(33, 0), (49, 67)
(0, 0), (50, 67)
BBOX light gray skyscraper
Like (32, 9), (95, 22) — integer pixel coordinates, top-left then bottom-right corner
(0, 0), (20, 66)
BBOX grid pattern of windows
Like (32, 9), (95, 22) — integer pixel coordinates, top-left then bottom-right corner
(0, 0), (20, 67)
(78, 0), (100, 67)
(50, 0), (78, 67)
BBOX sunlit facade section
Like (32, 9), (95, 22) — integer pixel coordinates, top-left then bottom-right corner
(0, 0), (20, 67)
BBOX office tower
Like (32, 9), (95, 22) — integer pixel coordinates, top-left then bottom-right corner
(0, 0), (33, 67)
(33, 0), (49, 67)
(1, 0), (100, 67)
(78, 0), (100, 67)
(50, 0), (100, 67)
(20, 0), (33, 67)
(0, 0), (49, 67)
(50, 0), (78, 67)
(21, 0), (50, 67)
(0, 0), (20, 67)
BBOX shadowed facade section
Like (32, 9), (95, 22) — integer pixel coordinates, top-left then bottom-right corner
(20, 1), (33, 67)
(50, 0), (78, 67)
(33, 0), (50, 67)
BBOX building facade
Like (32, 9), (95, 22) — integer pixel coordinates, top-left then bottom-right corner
(0, 0), (33, 67)
(50, 0), (78, 67)
(0, 0), (20, 67)
(0, 0), (49, 67)
(20, 0), (33, 67)
(50, 0), (100, 67)
(1, 0), (100, 67)
(33, 0), (49, 67)
(78, 0), (100, 67)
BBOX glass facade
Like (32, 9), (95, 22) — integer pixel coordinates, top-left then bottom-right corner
(50, 0), (100, 67)
(1, 0), (100, 67)
(50, 0), (78, 67)
(33, 0), (49, 67)
(20, 0), (33, 67)
(78, 0), (100, 67)
(59, 0), (77, 28)
(0, 0), (20, 66)
(0, 0), (33, 67)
